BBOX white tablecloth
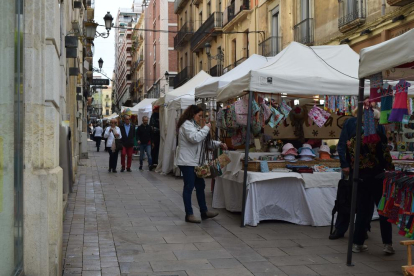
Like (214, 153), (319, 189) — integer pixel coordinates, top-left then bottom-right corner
(212, 171), (340, 226)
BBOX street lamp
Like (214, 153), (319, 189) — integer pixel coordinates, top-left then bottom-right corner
(84, 21), (99, 40)
(204, 42), (224, 76)
(98, 58), (104, 71)
(104, 12), (114, 32)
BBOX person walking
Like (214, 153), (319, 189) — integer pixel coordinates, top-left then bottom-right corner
(136, 116), (153, 171)
(119, 115), (135, 172)
(150, 106), (160, 169)
(176, 105), (228, 223)
(94, 123), (103, 152)
(104, 119), (122, 173)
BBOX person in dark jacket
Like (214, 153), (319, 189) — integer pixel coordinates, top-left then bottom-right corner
(331, 107), (394, 255)
(136, 116), (152, 170)
(150, 106), (160, 169)
(119, 115), (135, 172)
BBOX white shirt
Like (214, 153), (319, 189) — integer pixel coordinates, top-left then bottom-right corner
(103, 126), (122, 147)
(94, 126), (103, 137)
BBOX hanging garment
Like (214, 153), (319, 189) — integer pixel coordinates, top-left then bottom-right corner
(363, 107), (380, 144)
(389, 80), (411, 122)
(280, 100), (292, 116)
(260, 103), (272, 126)
(380, 83), (394, 125)
(234, 97), (249, 126)
(268, 107), (284, 128)
(308, 105), (331, 127)
(369, 72), (383, 103)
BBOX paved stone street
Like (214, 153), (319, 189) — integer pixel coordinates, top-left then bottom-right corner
(63, 142), (407, 276)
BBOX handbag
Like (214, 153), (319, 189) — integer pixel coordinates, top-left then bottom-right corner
(114, 139), (123, 151)
(209, 160), (223, 178)
(217, 153), (231, 168)
(195, 165), (211, 178)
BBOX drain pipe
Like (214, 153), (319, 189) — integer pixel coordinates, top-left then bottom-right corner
(382, 0), (386, 16)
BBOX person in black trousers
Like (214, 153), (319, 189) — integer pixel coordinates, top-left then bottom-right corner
(150, 106), (160, 169)
(136, 116), (152, 170)
(104, 119), (122, 173)
(119, 115), (135, 172)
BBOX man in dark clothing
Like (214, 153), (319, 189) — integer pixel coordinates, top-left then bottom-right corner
(136, 116), (152, 170)
(149, 106), (160, 169)
(119, 115), (135, 172)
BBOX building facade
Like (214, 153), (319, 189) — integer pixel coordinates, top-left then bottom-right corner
(114, 8), (140, 110)
(173, 0), (414, 88)
(0, 0), (95, 274)
(131, 6), (146, 103)
(144, 0), (178, 98)
(102, 87), (113, 117)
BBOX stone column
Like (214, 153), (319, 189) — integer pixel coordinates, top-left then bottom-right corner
(23, 0), (64, 275)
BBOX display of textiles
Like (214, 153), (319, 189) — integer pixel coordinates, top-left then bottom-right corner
(324, 96), (357, 115)
(378, 172), (414, 238)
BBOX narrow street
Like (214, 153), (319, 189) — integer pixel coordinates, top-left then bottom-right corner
(62, 142), (406, 276)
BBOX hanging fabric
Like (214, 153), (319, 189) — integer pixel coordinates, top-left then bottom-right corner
(389, 80), (411, 122)
(280, 100), (292, 116)
(380, 82), (394, 125)
(308, 105), (331, 128)
(369, 72), (383, 103)
(363, 100), (380, 144)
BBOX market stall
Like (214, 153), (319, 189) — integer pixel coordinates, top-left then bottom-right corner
(347, 28), (414, 266)
(130, 98), (157, 124)
(209, 42), (364, 230)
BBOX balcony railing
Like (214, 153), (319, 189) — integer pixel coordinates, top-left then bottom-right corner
(174, 66), (192, 88)
(223, 0), (250, 26)
(338, 5), (366, 31)
(174, 0), (191, 14)
(294, 18), (314, 45)
(259, 36), (282, 57)
(223, 56), (246, 74)
(174, 22), (194, 50)
(191, 12), (223, 51)
(210, 64), (223, 77)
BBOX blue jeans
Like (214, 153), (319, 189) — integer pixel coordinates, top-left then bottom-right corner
(139, 144), (152, 167)
(179, 166), (208, 216)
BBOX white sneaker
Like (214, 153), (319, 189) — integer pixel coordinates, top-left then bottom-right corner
(383, 244), (395, 255)
(352, 244), (368, 253)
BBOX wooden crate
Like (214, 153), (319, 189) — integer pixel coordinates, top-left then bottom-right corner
(243, 159), (340, 172)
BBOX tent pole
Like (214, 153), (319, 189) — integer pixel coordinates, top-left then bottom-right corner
(241, 90), (253, 227)
(346, 78), (365, 266)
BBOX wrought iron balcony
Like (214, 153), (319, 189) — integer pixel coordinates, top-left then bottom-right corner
(174, 66), (192, 88)
(338, 4), (366, 32)
(294, 18), (314, 45)
(210, 64), (223, 77)
(259, 36), (282, 57)
(191, 12), (223, 51)
(387, 0), (414, 5)
(223, 56), (247, 74)
(223, 0), (250, 26)
(174, 22), (194, 50)
(174, 0), (191, 14)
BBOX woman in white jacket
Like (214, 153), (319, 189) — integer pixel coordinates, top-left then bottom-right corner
(104, 119), (122, 173)
(176, 105), (228, 223)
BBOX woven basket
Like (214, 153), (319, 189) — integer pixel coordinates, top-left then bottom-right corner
(243, 159), (340, 172)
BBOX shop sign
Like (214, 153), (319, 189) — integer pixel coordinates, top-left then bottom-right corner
(264, 112), (352, 139)
(92, 79), (110, 85)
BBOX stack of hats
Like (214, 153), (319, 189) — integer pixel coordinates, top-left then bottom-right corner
(282, 143), (298, 162)
(319, 145), (331, 160)
(298, 144), (316, 161)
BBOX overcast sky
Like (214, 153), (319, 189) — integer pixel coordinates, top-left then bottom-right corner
(93, 0), (135, 80)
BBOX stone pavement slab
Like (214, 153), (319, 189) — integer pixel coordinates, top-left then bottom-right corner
(62, 142), (407, 276)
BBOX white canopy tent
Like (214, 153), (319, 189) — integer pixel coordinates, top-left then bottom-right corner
(195, 54), (275, 98)
(159, 71), (212, 174)
(217, 42), (361, 102)
(359, 29), (414, 80)
(130, 98), (157, 123)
